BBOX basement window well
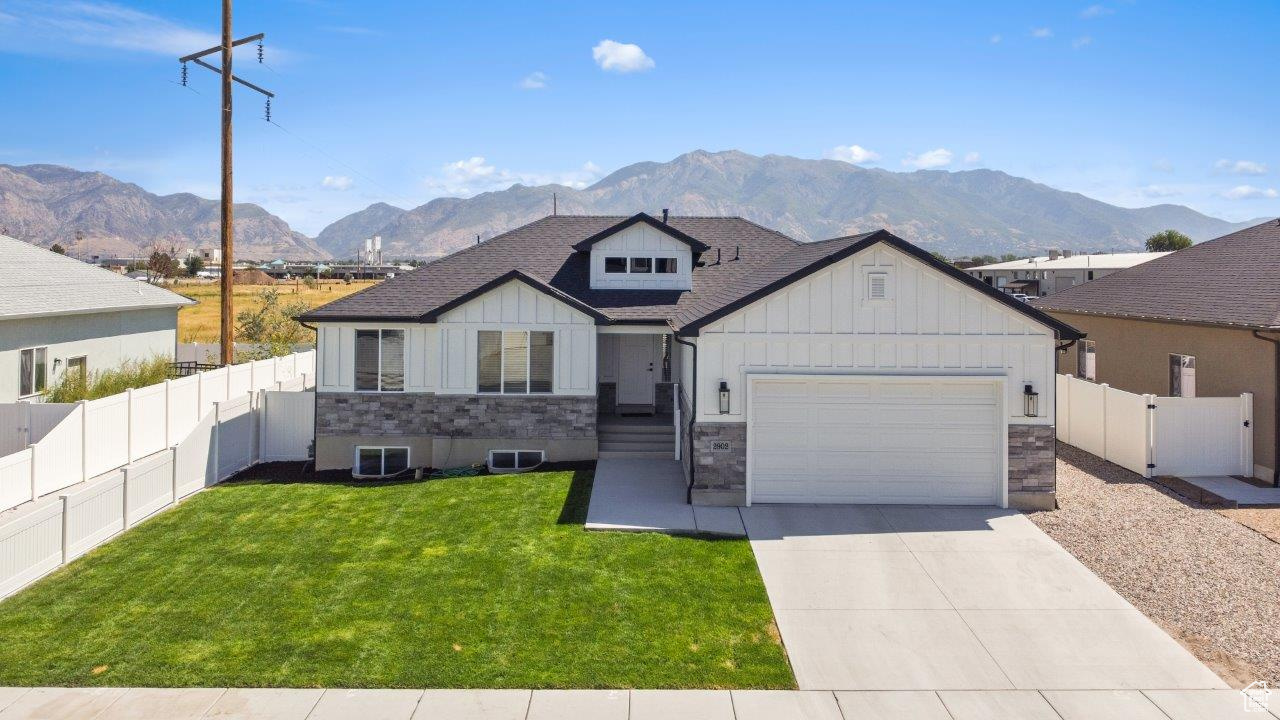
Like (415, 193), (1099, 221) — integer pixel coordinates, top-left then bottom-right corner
(353, 447), (410, 478)
(487, 449), (545, 474)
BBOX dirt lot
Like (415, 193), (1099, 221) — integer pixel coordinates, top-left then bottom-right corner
(1029, 445), (1280, 688)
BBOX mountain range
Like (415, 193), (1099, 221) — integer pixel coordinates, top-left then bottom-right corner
(1, 152), (1266, 261)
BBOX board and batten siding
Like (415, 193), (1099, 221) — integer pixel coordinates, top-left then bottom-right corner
(589, 223), (693, 291)
(694, 244), (1057, 424)
(315, 279), (596, 395)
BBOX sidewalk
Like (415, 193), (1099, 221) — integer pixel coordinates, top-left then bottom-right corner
(0, 687), (1274, 719)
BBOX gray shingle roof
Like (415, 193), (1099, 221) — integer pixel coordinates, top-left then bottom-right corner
(299, 214), (1080, 339)
(0, 235), (193, 320)
(1033, 218), (1280, 329)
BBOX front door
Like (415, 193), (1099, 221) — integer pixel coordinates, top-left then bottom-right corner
(617, 335), (655, 406)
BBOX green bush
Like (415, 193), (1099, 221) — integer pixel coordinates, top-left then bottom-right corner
(43, 356), (173, 403)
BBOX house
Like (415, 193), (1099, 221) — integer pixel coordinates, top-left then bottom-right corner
(298, 213), (1081, 509)
(967, 251), (1170, 296)
(0, 235), (194, 401)
(1034, 219), (1280, 484)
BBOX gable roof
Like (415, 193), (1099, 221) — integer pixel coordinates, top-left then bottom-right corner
(0, 235), (193, 320)
(1033, 218), (1280, 330)
(570, 212), (711, 253)
(298, 215), (1080, 339)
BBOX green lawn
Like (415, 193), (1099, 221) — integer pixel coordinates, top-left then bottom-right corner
(0, 466), (793, 689)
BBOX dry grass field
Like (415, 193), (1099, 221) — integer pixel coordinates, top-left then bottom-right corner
(173, 279), (379, 343)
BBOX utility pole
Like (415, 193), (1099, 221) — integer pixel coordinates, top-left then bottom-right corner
(179, 2), (273, 366)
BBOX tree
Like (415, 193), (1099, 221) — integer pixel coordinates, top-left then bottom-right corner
(236, 288), (312, 358)
(1145, 229), (1193, 252)
(50, 243), (66, 255)
(972, 255), (999, 266)
(929, 250), (951, 264)
(184, 255), (206, 276)
(145, 241), (180, 282)
(999, 253), (1019, 262)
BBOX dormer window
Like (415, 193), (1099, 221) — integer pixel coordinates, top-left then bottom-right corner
(586, 214), (696, 291)
(655, 258), (678, 274)
(605, 257), (627, 273)
(630, 257), (652, 273)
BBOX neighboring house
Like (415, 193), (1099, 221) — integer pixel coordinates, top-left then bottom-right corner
(1035, 219), (1280, 484)
(299, 213), (1081, 509)
(968, 251), (1170, 296)
(0, 235), (194, 402)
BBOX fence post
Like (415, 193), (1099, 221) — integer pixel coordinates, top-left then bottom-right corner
(170, 446), (179, 505)
(1099, 383), (1109, 460)
(28, 443), (37, 503)
(163, 379), (171, 449)
(60, 494), (69, 564)
(79, 399), (89, 483)
(21, 401), (31, 448)
(125, 388), (134, 463)
(122, 465), (131, 529)
(212, 401), (221, 485)
(1143, 394), (1157, 479)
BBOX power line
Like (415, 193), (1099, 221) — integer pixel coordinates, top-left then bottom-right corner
(266, 119), (422, 209)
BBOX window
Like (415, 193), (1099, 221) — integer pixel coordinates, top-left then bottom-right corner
(487, 449), (545, 471)
(604, 257), (627, 273)
(354, 329), (404, 392)
(19, 347), (47, 397)
(1087, 270), (1096, 281)
(629, 257), (652, 273)
(1169, 354), (1196, 397)
(655, 257), (678, 274)
(1077, 340), (1096, 381)
(354, 447), (410, 477)
(67, 356), (87, 380)
(477, 330), (554, 394)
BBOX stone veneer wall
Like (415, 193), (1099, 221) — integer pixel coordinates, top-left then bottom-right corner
(690, 422), (747, 506)
(1008, 424), (1056, 507)
(317, 393), (596, 440)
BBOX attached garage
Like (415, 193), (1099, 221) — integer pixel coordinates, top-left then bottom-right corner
(747, 375), (1006, 506)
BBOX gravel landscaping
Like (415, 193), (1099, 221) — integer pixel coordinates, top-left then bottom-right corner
(1028, 444), (1280, 688)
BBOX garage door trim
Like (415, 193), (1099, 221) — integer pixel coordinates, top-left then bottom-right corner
(744, 373), (1009, 508)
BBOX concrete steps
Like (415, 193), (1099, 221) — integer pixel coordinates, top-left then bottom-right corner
(598, 420), (674, 460)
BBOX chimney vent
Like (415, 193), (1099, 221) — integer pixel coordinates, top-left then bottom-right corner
(733, 245), (740, 261)
(716, 248), (721, 264)
(661, 208), (669, 223)
(1049, 249), (1060, 260)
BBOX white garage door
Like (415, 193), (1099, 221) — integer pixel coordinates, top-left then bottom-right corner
(748, 376), (1004, 505)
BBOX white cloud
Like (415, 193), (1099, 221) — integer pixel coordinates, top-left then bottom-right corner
(1072, 36), (1092, 49)
(321, 175), (353, 191)
(1137, 185), (1180, 198)
(963, 152), (982, 165)
(826, 144), (881, 165)
(989, 34), (1002, 44)
(592, 39), (655, 73)
(1215, 159), (1267, 175)
(1031, 27), (1053, 38)
(1151, 159), (1175, 173)
(519, 71), (548, 90)
(902, 148), (954, 170)
(0, 1), (218, 57)
(1081, 4), (1114, 19)
(428, 158), (604, 196)
(1222, 185), (1279, 200)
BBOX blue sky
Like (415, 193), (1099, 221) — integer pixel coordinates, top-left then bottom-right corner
(1, 0), (1277, 235)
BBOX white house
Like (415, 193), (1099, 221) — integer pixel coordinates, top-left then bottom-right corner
(0, 236), (193, 401)
(300, 213), (1081, 510)
(967, 251), (1170, 296)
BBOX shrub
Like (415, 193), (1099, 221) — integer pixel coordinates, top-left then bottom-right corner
(43, 356), (173, 403)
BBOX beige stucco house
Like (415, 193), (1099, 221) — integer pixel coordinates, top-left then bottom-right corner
(1035, 219), (1280, 484)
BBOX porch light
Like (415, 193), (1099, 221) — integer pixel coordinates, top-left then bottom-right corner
(1023, 383), (1039, 418)
(718, 380), (731, 414)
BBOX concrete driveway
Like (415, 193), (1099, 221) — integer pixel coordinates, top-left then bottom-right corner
(743, 505), (1228, 691)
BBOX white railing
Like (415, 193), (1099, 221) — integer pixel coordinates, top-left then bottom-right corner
(1055, 373), (1253, 478)
(1, 381), (317, 599)
(672, 382), (681, 461)
(0, 350), (315, 513)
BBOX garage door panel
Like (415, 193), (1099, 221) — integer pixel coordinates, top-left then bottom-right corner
(750, 376), (1002, 506)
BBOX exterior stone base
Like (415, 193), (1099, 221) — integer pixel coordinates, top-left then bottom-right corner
(690, 422), (747, 506)
(1009, 491), (1058, 511)
(1008, 424), (1056, 499)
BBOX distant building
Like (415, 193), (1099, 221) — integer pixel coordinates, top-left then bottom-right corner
(966, 250), (1170, 296)
(0, 236), (193, 402)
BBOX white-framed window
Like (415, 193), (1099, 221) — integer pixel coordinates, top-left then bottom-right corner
(1169, 354), (1196, 397)
(629, 257), (653, 273)
(655, 258), (678, 274)
(604, 256), (678, 274)
(19, 346), (47, 397)
(355, 329), (404, 392)
(487, 449), (545, 471)
(353, 446), (410, 477)
(1077, 340), (1096, 381)
(604, 257), (627, 273)
(478, 330), (554, 394)
(67, 355), (87, 381)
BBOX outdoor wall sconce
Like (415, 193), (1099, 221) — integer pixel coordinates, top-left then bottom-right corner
(1023, 383), (1039, 417)
(718, 380), (731, 414)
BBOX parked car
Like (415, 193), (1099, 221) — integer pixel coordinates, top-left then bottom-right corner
(1011, 293), (1033, 302)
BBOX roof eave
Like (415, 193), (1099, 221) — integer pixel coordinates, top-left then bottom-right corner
(570, 212), (712, 253)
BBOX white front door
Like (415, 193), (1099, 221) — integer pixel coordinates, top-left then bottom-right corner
(617, 335), (656, 405)
(748, 375), (1005, 506)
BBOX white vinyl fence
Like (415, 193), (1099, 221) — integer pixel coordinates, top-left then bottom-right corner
(0, 378), (316, 599)
(1056, 373), (1253, 478)
(0, 351), (315, 513)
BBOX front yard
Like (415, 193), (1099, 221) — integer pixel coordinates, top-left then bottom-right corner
(0, 465), (792, 689)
